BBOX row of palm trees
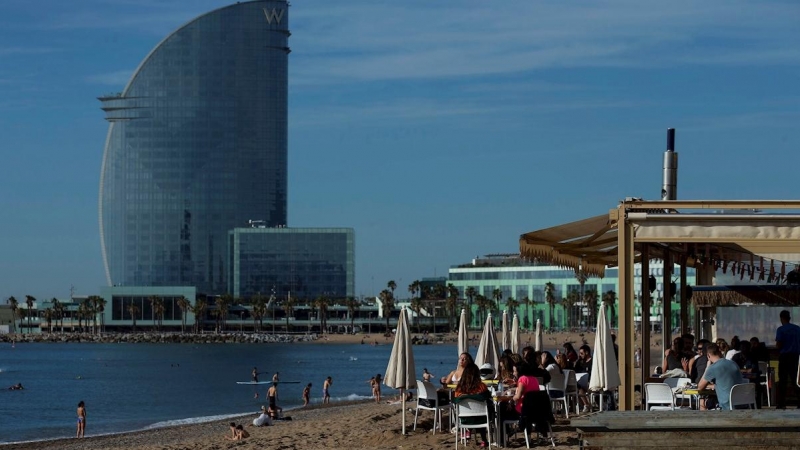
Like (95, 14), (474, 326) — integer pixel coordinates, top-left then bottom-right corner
(6, 282), (620, 335)
(6, 295), (107, 334)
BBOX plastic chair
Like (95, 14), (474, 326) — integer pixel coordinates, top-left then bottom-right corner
(564, 370), (580, 414)
(729, 383), (756, 410)
(518, 390), (556, 448)
(663, 377), (693, 408)
(644, 383), (676, 410)
(548, 372), (571, 418)
(758, 361), (772, 407)
(414, 380), (449, 433)
(454, 398), (492, 449)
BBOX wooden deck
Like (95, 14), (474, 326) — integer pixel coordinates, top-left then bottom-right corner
(572, 410), (800, 449)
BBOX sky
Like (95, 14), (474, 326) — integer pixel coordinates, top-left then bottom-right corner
(0, 0), (799, 302)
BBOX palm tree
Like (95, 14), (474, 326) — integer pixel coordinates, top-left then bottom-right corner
(43, 307), (53, 333)
(410, 297), (424, 333)
(379, 289), (394, 332)
(80, 298), (93, 333)
(474, 294), (487, 325)
(283, 296), (296, 333)
(387, 280), (397, 297)
(505, 297), (519, 316)
(15, 308), (26, 334)
(25, 295), (36, 334)
(491, 289), (503, 327)
(176, 296), (190, 334)
(544, 282), (557, 330)
(464, 287), (477, 328)
(345, 297), (360, 333)
(128, 303), (140, 332)
(96, 297), (107, 333)
(563, 289), (580, 329)
(251, 295), (267, 332)
(446, 283), (459, 331)
(87, 295), (103, 334)
(51, 298), (64, 333)
(520, 296), (531, 330)
(217, 295), (232, 332)
(602, 290), (617, 328)
(154, 298), (165, 332)
(148, 296), (160, 332)
(431, 284), (447, 333)
(584, 288), (599, 328)
(313, 295), (329, 333)
(192, 298), (207, 333)
(7, 296), (18, 333)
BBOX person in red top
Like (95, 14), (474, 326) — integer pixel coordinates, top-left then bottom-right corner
(512, 363), (541, 415)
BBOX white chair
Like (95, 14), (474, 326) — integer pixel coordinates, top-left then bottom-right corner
(564, 370), (580, 414)
(758, 361), (772, 407)
(729, 383), (757, 410)
(454, 398), (492, 449)
(414, 380), (449, 433)
(548, 372), (571, 418)
(644, 383), (676, 410)
(663, 377), (693, 408)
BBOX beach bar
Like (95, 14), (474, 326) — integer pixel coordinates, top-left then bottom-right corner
(520, 199), (800, 411)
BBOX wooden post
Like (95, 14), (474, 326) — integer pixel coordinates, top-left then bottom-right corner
(615, 205), (635, 411)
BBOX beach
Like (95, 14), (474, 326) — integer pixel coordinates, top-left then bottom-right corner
(3, 400), (584, 450)
(1, 329), (663, 449)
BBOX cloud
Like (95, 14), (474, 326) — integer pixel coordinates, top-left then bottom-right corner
(289, 0), (800, 85)
(85, 70), (133, 86)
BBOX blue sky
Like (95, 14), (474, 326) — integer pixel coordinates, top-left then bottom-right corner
(1, 0), (798, 301)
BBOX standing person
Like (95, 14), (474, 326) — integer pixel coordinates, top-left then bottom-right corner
(267, 382), (282, 417)
(776, 310), (800, 409)
(373, 374), (382, 403)
(252, 367), (259, 383)
(76, 401), (86, 438)
(302, 383), (312, 407)
(422, 368), (434, 382)
(323, 376), (332, 404)
(272, 371), (280, 382)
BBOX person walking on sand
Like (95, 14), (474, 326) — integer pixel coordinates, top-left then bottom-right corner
(323, 376), (332, 404)
(267, 382), (283, 417)
(76, 401), (86, 438)
(302, 383), (312, 407)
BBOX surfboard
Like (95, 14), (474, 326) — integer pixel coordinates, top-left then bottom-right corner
(236, 381), (302, 385)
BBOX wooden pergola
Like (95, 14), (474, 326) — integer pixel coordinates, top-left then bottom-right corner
(520, 199), (800, 410)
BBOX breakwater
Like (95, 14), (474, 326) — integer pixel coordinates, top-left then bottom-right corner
(0, 331), (318, 344)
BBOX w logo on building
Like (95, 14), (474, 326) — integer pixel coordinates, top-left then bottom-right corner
(263, 8), (285, 25)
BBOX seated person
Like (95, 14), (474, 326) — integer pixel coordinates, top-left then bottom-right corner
(253, 406), (273, 427)
(226, 424), (249, 441)
(441, 352), (473, 385)
(453, 363), (494, 448)
(505, 363), (541, 420)
(698, 343), (743, 410)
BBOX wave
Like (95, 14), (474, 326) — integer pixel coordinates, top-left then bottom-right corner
(145, 412), (251, 429)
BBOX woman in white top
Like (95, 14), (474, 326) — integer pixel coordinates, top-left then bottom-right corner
(540, 351), (562, 378)
(440, 353), (474, 385)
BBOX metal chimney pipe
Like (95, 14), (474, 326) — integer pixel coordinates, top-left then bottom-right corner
(661, 128), (678, 200)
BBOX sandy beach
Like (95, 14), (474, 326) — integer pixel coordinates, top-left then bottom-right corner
(2, 330), (661, 450)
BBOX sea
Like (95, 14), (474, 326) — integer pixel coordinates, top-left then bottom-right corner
(0, 340), (461, 444)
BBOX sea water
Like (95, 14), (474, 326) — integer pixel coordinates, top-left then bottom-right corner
(0, 340), (462, 444)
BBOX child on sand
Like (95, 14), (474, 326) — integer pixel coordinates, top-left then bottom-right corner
(76, 401), (86, 438)
(226, 424), (249, 441)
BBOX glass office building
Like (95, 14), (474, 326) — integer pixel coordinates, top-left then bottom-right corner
(228, 228), (355, 301)
(448, 255), (695, 330)
(98, 1), (290, 294)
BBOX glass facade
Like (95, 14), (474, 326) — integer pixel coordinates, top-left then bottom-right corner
(449, 262), (695, 330)
(228, 228), (355, 301)
(99, 1), (290, 294)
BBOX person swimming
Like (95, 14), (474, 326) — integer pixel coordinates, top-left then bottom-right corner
(8, 383), (23, 390)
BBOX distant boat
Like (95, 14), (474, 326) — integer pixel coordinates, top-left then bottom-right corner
(236, 381), (301, 385)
